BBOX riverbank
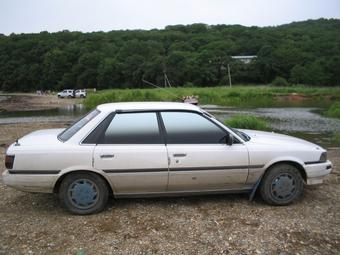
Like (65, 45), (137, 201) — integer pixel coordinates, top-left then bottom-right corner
(0, 93), (83, 112)
(84, 86), (340, 109)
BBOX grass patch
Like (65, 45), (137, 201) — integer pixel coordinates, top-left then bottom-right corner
(325, 102), (340, 118)
(84, 86), (340, 109)
(332, 132), (340, 143)
(224, 115), (270, 131)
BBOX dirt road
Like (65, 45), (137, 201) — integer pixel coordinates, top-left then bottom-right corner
(0, 93), (82, 112)
(0, 122), (339, 255)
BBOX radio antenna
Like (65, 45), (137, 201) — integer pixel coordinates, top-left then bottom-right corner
(141, 79), (182, 101)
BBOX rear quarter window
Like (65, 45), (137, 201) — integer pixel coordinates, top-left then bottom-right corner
(58, 109), (100, 142)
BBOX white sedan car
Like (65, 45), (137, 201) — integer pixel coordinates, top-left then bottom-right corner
(3, 102), (332, 214)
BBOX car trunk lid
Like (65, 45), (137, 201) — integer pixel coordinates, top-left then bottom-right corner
(17, 128), (65, 146)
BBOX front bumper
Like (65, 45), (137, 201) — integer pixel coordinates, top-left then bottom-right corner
(305, 160), (333, 185)
(2, 170), (58, 193)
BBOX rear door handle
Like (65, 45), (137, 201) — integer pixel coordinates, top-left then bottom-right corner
(100, 154), (114, 159)
(173, 153), (187, 157)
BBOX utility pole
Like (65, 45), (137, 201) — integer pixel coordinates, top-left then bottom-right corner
(164, 71), (172, 88)
(164, 71), (167, 88)
(227, 64), (232, 88)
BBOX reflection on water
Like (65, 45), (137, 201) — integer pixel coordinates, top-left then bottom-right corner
(0, 104), (86, 124)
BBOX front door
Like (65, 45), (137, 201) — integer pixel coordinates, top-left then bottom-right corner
(160, 111), (249, 191)
(92, 112), (168, 194)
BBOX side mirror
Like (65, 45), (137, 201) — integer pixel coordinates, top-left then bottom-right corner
(225, 133), (234, 146)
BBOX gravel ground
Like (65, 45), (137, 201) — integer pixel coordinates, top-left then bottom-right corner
(0, 123), (339, 255)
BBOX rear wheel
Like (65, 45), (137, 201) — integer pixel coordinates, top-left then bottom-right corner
(59, 172), (109, 214)
(260, 163), (304, 205)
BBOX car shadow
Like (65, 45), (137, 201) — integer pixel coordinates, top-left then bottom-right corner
(3, 189), (288, 215)
(107, 192), (254, 209)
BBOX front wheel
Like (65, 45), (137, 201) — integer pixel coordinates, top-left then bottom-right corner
(59, 172), (109, 214)
(260, 163), (304, 205)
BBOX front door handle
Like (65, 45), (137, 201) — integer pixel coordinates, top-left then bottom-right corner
(100, 154), (114, 159)
(173, 153), (187, 157)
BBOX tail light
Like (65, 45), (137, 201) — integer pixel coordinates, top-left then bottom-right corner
(5, 155), (15, 169)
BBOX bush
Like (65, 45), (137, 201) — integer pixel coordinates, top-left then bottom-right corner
(224, 115), (270, 131)
(227, 91), (241, 97)
(183, 82), (195, 87)
(272, 76), (289, 87)
(325, 102), (340, 118)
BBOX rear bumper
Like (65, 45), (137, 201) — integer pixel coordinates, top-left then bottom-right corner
(305, 160), (333, 185)
(2, 170), (58, 193)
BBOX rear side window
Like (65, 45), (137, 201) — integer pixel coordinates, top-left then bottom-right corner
(161, 111), (227, 144)
(58, 109), (100, 141)
(99, 112), (162, 144)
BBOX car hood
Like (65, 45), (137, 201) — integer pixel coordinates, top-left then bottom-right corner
(239, 129), (322, 149)
(17, 129), (65, 146)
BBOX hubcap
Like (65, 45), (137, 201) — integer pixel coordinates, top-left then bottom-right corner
(68, 179), (99, 209)
(271, 173), (296, 201)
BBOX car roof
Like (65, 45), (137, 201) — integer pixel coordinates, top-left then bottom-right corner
(96, 102), (203, 113)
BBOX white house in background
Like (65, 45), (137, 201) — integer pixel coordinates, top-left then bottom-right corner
(231, 55), (257, 64)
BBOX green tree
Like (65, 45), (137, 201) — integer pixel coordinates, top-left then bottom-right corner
(97, 58), (121, 89)
(290, 65), (306, 85)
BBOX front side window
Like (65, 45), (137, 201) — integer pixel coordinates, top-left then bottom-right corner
(161, 111), (227, 144)
(58, 109), (100, 141)
(100, 112), (162, 144)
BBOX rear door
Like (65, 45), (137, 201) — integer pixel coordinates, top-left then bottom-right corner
(160, 111), (249, 191)
(89, 112), (169, 194)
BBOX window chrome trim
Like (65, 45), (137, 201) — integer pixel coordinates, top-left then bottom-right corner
(158, 110), (242, 145)
(81, 111), (164, 145)
(80, 108), (244, 145)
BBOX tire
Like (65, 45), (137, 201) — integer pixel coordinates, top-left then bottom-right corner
(58, 172), (109, 215)
(67, 95), (72, 98)
(80, 95), (85, 98)
(260, 163), (304, 205)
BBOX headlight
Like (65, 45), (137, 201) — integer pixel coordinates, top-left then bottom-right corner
(319, 152), (327, 163)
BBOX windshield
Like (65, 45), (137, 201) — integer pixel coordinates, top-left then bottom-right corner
(58, 109), (100, 142)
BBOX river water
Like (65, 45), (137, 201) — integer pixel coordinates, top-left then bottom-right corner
(0, 96), (339, 148)
(0, 103), (86, 124)
(204, 105), (340, 148)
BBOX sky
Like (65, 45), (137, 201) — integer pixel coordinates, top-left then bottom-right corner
(0, 0), (339, 34)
